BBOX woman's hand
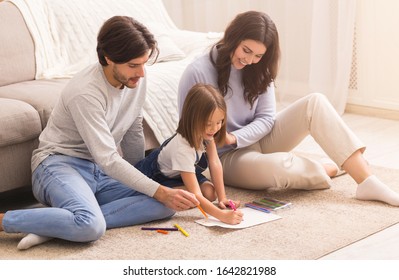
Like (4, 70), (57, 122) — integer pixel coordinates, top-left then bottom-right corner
(225, 132), (237, 146)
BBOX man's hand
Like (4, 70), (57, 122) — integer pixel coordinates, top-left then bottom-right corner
(153, 185), (199, 211)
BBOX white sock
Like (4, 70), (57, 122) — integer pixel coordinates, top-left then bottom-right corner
(356, 175), (399, 206)
(17, 233), (53, 250)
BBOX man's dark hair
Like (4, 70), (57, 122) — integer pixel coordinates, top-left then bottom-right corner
(97, 16), (158, 66)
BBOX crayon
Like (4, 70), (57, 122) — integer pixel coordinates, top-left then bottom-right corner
(174, 223), (189, 237)
(141, 227), (178, 231)
(262, 197), (286, 204)
(228, 199), (237, 211)
(259, 199), (281, 207)
(251, 201), (274, 211)
(262, 197), (292, 207)
(244, 203), (271, 213)
(197, 204), (208, 218)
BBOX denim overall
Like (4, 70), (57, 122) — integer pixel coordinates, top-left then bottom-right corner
(135, 133), (209, 188)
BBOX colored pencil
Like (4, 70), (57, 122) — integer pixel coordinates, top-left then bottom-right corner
(197, 204), (208, 218)
(244, 203), (271, 213)
(228, 199), (237, 211)
(250, 201), (274, 211)
(141, 227), (178, 231)
(255, 197), (292, 210)
(174, 223), (189, 237)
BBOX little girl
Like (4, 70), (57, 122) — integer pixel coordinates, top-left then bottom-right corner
(135, 84), (243, 225)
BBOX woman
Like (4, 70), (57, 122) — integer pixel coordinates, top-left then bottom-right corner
(178, 11), (399, 206)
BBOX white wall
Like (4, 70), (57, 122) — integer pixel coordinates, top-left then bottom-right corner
(347, 0), (399, 113)
(163, 0), (274, 32)
(163, 0), (399, 116)
(162, 0), (320, 107)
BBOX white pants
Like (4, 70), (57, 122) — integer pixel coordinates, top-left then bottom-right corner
(220, 93), (365, 190)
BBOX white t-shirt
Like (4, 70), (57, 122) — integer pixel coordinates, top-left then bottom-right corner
(157, 133), (205, 178)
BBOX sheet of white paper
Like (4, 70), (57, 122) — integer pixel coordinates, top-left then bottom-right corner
(195, 207), (281, 229)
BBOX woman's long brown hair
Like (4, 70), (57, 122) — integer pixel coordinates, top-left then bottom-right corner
(210, 11), (280, 108)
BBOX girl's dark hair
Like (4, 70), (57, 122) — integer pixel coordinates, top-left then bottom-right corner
(97, 16), (159, 66)
(210, 11), (280, 108)
(177, 84), (227, 150)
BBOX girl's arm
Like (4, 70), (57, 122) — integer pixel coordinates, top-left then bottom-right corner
(180, 171), (243, 225)
(206, 139), (225, 200)
(206, 139), (240, 208)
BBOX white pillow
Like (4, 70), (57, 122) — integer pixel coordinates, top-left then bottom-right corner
(146, 22), (186, 63)
(155, 34), (186, 62)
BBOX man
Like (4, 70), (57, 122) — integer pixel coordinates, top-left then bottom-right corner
(0, 16), (198, 249)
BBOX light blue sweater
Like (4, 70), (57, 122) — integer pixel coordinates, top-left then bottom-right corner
(178, 49), (276, 155)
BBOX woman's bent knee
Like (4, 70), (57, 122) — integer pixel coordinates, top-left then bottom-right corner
(307, 92), (331, 109)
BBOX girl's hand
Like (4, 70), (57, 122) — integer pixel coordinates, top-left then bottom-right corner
(218, 199), (241, 209)
(219, 209), (244, 225)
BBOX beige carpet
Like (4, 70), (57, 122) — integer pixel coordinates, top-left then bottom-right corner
(1, 166), (399, 260)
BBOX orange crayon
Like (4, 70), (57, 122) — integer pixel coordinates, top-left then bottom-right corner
(197, 204), (208, 218)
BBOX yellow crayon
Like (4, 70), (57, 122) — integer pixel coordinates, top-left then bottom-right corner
(174, 223), (189, 237)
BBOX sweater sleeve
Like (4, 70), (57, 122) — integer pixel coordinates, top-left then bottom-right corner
(230, 85), (276, 149)
(120, 113), (145, 166)
(179, 55), (276, 151)
(68, 94), (160, 197)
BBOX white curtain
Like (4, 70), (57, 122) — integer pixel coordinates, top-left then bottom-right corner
(162, 0), (357, 114)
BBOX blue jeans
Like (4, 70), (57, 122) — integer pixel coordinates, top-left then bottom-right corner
(2, 155), (175, 242)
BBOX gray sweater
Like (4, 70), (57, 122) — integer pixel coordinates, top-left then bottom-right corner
(31, 63), (160, 197)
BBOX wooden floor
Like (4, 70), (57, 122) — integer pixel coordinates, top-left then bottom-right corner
(295, 113), (399, 259)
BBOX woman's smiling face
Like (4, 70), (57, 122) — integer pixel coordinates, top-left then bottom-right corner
(231, 39), (266, 70)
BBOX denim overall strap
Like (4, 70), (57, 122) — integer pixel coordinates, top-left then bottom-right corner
(160, 133), (177, 149)
(195, 144), (208, 175)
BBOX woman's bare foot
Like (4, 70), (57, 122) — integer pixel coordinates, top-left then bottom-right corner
(323, 162), (339, 177)
(320, 158), (343, 178)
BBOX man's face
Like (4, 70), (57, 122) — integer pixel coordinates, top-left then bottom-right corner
(105, 52), (150, 89)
